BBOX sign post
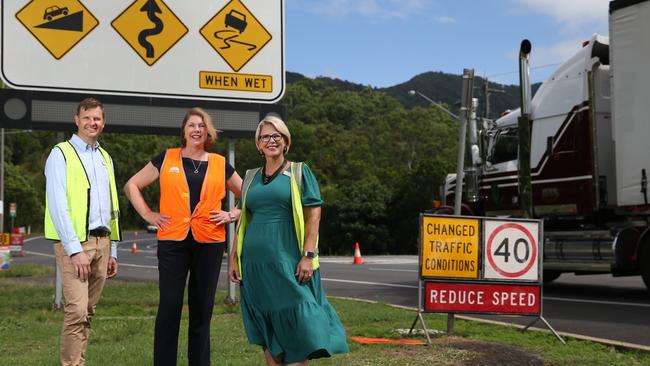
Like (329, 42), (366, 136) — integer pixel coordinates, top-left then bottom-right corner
(9, 202), (15, 230)
(410, 214), (564, 344)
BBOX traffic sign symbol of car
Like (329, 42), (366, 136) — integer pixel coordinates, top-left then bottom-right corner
(44, 6), (68, 21)
(225, 10), (247, 33)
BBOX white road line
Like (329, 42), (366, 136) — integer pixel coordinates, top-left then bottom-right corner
(322, 279), (650, 308)
(544, 296), (650, 308)
(24, 250), (54, 258)
(367, 268), (418, 273)
(318, 257), (418, 265)
(19, 245), (650, 309)
(120, 263), (157, 269)
(24, 236), (45, 242)
(322, 278), (418, 289)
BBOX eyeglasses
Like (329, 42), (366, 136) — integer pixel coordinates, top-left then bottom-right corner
(259, 133), (283, 143)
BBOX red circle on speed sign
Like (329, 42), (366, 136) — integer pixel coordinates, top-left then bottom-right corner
(486, 223), (537, 278)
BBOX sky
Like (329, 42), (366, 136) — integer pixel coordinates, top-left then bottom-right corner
(284, 0), (611, 87)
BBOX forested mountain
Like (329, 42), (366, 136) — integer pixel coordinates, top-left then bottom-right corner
(288, 70), (536, 120)
(2, 69), (528, 254)
(383, 72), (527, 120)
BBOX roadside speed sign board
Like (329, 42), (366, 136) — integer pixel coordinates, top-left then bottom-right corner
(483, 220), (539, 281)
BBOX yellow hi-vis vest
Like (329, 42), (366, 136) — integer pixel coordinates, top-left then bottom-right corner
(236, 162), (319, 278)
(44, 141), (122, 243)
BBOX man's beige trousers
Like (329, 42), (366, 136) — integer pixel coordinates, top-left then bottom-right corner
(54, 236), (110, 366)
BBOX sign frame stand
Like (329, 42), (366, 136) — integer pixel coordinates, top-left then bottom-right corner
(408, 278), (432, 344)
(519, 223), (565, 344)
(410, 214), (566, 345)
(522, 315), (565, 343)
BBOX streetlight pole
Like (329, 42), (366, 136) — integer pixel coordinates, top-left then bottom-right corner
(1, 128), (4, 235)
(408, 70), (475, 336)
(408, 90), (459, 120)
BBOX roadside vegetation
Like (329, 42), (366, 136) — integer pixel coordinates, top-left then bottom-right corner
(1, 264), (649, 365)
(3, 76), (462, 256)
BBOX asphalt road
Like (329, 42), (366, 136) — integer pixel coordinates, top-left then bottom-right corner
(14, 232), (650, 350)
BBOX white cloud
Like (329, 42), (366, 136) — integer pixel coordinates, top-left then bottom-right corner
(529, 38), (586, 67)
(511, 0), (609, 31)
(494, 38), (587, 84)
(433, 16), (456, 24)
(303, 0), (426, 19)
(503, 0), (610, 83)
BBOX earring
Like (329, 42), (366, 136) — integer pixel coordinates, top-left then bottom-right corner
(283, 147), (288, 154)
(259, 150), (264, 156)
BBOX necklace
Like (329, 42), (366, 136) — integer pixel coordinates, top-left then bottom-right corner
(262, 159), (286, 185)
(190, 159), (203, 174)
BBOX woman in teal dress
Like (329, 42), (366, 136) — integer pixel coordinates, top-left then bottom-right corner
(228, 113), (348, 365)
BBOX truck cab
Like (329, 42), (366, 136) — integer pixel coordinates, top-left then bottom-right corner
(442, 30), (650, 290)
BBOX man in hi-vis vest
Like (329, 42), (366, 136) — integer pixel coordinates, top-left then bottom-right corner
(44, 98), (121, 366)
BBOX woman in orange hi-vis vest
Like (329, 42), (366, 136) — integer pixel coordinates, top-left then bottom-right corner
(124, 107), (242, 366)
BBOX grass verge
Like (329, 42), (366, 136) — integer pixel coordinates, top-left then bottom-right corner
(0, 264), (648, 365)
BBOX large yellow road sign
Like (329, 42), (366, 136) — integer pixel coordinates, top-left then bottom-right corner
(111, 0), (188, 66)
(2, 1), (285, 103)
(421, 216), (479, 278)
(15, 0), (99, 59)
(200, 0), (272, 72)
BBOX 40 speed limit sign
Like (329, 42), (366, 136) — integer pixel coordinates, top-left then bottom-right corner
(483, 220), (539, 281)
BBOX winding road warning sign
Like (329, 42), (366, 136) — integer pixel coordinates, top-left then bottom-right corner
(111, 0), (188, 66)
(483, 220), (539, 281)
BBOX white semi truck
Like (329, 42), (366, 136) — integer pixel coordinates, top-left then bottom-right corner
(441, 0), (650, 290)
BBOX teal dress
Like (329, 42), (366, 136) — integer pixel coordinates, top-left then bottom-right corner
(239, 164), (349, 363)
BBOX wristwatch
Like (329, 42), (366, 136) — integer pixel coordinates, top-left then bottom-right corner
(228, 212), (236, 222)
(303, 251), (316, 259)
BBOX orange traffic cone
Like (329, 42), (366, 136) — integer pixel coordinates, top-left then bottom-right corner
(131, 242), (138, 254)
(352, 242), (364, 265)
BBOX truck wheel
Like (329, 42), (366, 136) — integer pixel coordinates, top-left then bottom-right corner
(641, 246), (650, 291)
(543, 270), (561, 283)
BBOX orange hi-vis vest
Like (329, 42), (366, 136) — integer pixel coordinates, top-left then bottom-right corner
(158, 148), (226, 242)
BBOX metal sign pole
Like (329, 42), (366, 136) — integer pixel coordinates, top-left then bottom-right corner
(225, 140), (237, 305)
(409, 214), (432, 344)
(448, 68), (475, 335)
(53, 131), (64, 310)
(1, 127), (4, 234)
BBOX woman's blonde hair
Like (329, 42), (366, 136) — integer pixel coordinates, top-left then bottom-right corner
(180, 107), (217, 149)
(255, 113), (291, 154)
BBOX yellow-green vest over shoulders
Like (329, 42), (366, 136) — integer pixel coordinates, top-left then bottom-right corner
(44, 141), (121, 243)
(236, 162), (319, 278)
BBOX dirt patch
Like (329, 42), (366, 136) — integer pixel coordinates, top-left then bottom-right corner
(352, 336), (544, 366)
(439, 337), (544, 366)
